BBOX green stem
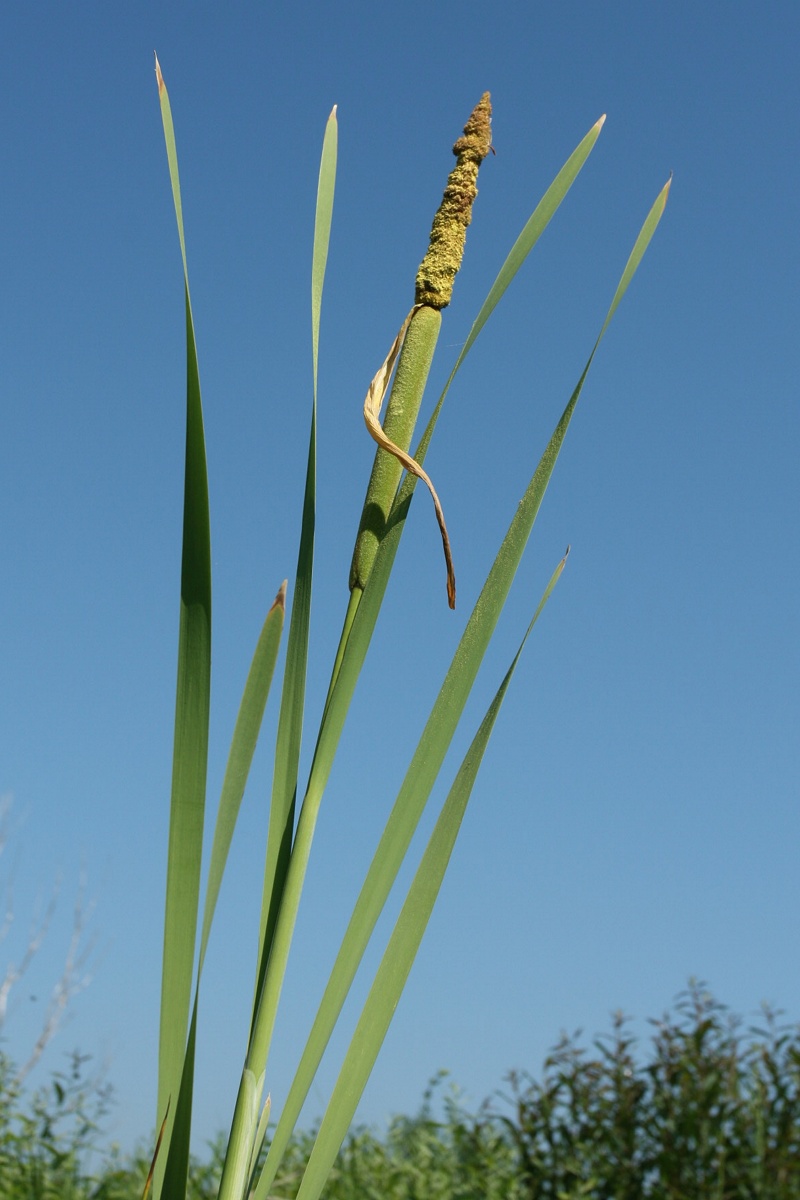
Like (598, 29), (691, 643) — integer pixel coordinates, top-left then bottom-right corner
(349, 305), (441, 592)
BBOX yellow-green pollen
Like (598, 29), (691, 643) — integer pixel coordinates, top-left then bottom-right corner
(414, 92), (493, 309)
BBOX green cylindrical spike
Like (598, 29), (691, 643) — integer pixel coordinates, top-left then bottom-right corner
(349, 304), (441, 593)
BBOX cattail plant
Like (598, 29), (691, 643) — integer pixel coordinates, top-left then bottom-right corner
(150, 56), (669, 1200)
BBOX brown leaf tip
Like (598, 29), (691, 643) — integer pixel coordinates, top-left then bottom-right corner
(154, 53), (165, 95)
(272, 580), (288, 612)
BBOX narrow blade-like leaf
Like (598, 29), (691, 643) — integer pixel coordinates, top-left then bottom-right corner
(154, 55), (211, 1200)
(252, 108), (338, 1024)
(449, 115), (605, 384)
(216, 108), (338, 1200)
(198, 583), (287, 972)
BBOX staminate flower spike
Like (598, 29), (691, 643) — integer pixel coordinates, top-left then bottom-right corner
(415, 91), (493, 309)
(350, 93), (493, 609)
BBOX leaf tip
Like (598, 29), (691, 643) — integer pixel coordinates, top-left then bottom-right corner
(597, 113), (607, 131)
(330, 103), (338, 120)
(272, 580), (288, 612)
(656, 174), (673, 217)
(154, 53), (165, 95)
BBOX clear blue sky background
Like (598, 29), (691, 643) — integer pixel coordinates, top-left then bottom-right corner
(2, 0), (798, 1159)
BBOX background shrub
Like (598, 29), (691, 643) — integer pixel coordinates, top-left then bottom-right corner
(499, 982), (800, 1199)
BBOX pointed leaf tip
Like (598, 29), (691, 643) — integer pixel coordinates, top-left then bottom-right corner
(657, 175), (672, 214)
(597, 114), (607, 129)
(272, 580), (288, 612)
(154, 53), (164, 94)
(330, 104), (337, 119)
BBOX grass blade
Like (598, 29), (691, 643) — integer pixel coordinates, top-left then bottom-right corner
(290, 552), (568, 1200)
(164, 585), (284, 1200)
(252, 108), (337, 1024)
(254, 177), (670, 1193)
(162, 579), (285, 1200)
(140, 1099), (170, 1200)
(197, 583), (287, 972)
(215, 108), (337, 1200)
(449, 115), (605, 384)
(153, 56), (211, 1200)
(405, 117), (605, 488)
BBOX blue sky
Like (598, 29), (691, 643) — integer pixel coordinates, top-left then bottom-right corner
(2, 0), (798, 1158)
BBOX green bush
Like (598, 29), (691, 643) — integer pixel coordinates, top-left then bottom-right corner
(498, 982), (800, 1199)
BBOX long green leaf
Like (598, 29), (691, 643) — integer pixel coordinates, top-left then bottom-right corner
(447, 114), (605, 389)
(252, 107), (338, 1023)
(291, 552), (568, 1200)
(154, 55), (211, 1200)
(215, 108), (337, 1200)
(197, 584), (286, 972)
(171, 588), (285, 1200)
(255, 176), (670, 1194)
(158, 592), (284, 1200)
(410, 117), (605, 482)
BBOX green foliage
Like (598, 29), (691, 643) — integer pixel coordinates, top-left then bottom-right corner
(0, 1049), (113, 1200)
(325, 1078), (524, 1200)
(4, 986), (800, 1197)
(499, 982), (800, 1199)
